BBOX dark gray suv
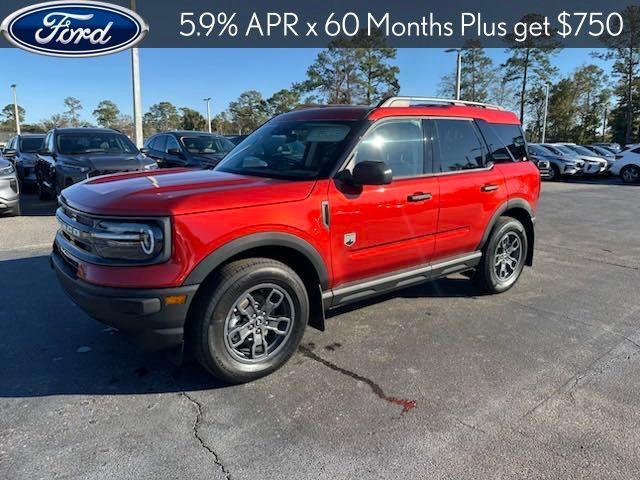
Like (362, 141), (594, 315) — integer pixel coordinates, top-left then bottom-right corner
(144, 131), (235, 169)
(2, 133), (45, 187)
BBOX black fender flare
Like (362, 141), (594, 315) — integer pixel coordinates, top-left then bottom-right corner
(183, 232), (329, 289)
(478, 198), (535, 265)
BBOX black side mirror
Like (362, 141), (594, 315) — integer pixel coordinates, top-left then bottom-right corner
(3, 148), (17, 158)
(351, 160), (392, 186)
(140, 147), (149, 155)
(167, 147), (183, 157)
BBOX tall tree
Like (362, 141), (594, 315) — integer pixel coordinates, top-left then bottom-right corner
(143, 101), (180, 134)
(41, 113), (69, 130)
(267, 88), (301, 116)
(595, 5), (640, 144)
(63, 97), (82, 127)
(350, 30), (400, 104)
(502, 13), (561, 122)
(92, 100), (120, 128)
(1, 104), (25, 125)
(180, 107), (207, 131)
(438, 41), (495, 102)
(228, 90), (268, 134)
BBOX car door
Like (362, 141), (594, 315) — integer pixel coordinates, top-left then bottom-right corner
(145, 135), (166, 165)
(164, 135), (187, 167)
(430, 118), (508, 261)
(328, 118), (440, 287)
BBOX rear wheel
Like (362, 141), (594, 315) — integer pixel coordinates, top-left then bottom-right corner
(473, 217), (528, 294)
(621, 165), (640, 184)
(189, 258), (308, 383)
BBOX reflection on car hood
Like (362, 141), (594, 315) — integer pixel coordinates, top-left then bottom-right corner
(60, 169), (316, 216)
(18, 152), (38, 164)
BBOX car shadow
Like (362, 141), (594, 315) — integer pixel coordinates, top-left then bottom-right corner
(19, 191), (58, 216)
(1, 255), (480, 398)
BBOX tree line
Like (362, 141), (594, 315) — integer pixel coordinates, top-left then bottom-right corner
(2, 6), (640, 146)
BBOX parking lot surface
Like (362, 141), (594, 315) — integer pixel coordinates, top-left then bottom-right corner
(1, 178), (640, 479)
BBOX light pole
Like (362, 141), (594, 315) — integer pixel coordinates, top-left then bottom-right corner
(10, 84), (20, 135)
(130, 0), (143, 147)
(541, 83), (550, 143)
(203, 97), (212, 133)
(445, 48), (462, 100)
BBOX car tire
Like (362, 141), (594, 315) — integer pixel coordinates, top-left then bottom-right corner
(473, 216), (528, 294)
(189, 257), (309, 383)
(36, 179), (51, 200)
(547, 164), (560, 181)
(620, 165), (640, 184)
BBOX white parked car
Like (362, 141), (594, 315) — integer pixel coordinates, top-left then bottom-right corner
(557, 143), (608, 175)
(611, 148), (640, 183)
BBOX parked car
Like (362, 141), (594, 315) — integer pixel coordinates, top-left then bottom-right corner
(144, 131), (235, 169)
(2, 133), (46, 188)
(51, 96), (540, 383)
(556, 143), (608, 175)
(611, 147), (640, 183)
(583, 144), (616, 169)
(539, 144), (585, 177)
(35, 128), (157, 200)
(0, 157), (20, 216)
(592, 142), (621, 154)
(529, 143), (581, 180)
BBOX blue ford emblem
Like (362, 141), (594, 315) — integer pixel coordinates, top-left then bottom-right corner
(1, 1), (148, 57)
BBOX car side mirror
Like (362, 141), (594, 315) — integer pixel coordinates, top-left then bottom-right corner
(167, 147), (183, 157)
(3, 148), (16, 158)
(140, 147), (149, 155)
(37, 148), (50, 155)
(351, 160), (392, 186)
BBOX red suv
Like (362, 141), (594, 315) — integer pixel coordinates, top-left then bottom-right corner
(52, 97), (540, 383)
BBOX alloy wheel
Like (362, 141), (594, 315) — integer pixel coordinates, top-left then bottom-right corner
(622, 166), (639, 183)
(494, 232), (523, 282)
(223, 283), (294, 363)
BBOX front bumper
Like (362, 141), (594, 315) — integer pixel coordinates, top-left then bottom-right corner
(0, 175), (19, 212)
(51, 247), (199, 349)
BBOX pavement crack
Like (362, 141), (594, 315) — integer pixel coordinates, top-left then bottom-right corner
(454, 418), (487, 434)
(298, 345), (417, 415)
(180, 392), (232, 480)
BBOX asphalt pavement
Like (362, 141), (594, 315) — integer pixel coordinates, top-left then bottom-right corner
(1, 178), (639, 479)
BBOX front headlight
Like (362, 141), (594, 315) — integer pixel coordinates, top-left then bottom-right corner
(0, 163), (15, 176)
(92, 221), (164, 261)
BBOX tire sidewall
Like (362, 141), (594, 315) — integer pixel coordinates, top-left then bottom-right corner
(200, 262), (308, 381)
(485, 219), (527, 293)
(621, 165), (639, 184)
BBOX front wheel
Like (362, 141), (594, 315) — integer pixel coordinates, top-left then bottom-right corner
(189, 258), (309, 383)
(620, 165), (640, 184)
(473, 216), (528, 294)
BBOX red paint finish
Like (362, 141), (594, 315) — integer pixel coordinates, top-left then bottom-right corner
(58, 103), (539, 294)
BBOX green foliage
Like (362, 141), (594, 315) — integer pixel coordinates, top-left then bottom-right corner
(143, 101), (180, 135)
(92, 100), (120, 128)
(180, 107), (207, 131)
(228, 90), (268, 134)
(63, 97), (83, 127)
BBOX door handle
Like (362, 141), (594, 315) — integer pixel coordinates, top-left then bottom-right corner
(481, 184), (499, 192)
(407, 192), (432, 202)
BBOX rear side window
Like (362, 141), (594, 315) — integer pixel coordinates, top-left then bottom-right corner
(433, 119), (484, 172)
(492, 124), (527, 161)
(165, 136), (180, 153)
(631, 147), (640, 154)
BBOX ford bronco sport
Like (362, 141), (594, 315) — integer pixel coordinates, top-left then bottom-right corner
(51, 97), (540, 383)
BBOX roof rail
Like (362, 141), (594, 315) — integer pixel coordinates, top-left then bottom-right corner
(377, 96), (504, 110)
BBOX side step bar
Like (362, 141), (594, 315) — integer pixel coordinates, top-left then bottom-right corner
(322, 252), (482, 309)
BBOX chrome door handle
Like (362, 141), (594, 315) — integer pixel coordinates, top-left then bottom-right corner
(481, 184), (499, 192)
(407, 192), (432, 202)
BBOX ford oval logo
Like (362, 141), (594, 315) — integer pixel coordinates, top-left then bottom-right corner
(1, 1), (148, 57)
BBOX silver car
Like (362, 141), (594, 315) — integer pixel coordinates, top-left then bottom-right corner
(0, 157), (20, 216)
(558, 143), (608, 174)
(531, 143), (583, 180)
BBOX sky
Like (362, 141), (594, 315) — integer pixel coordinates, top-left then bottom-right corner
(0, 48), (613, 124)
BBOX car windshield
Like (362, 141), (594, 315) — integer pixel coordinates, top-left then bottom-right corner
(216, 120), (357, 179)
(551, 145), (578, 156)
(180, 135), (235, 154)
(590, 145), (612, 156)
(20, 136), (45, 152)
(565, 144), (595, 156)
(57, 133), (137, 155)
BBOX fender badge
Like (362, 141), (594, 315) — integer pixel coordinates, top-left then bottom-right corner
(344, 233), (356, 247)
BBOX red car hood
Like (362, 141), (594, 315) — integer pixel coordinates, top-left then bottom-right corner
(61, 169), (316, 216)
